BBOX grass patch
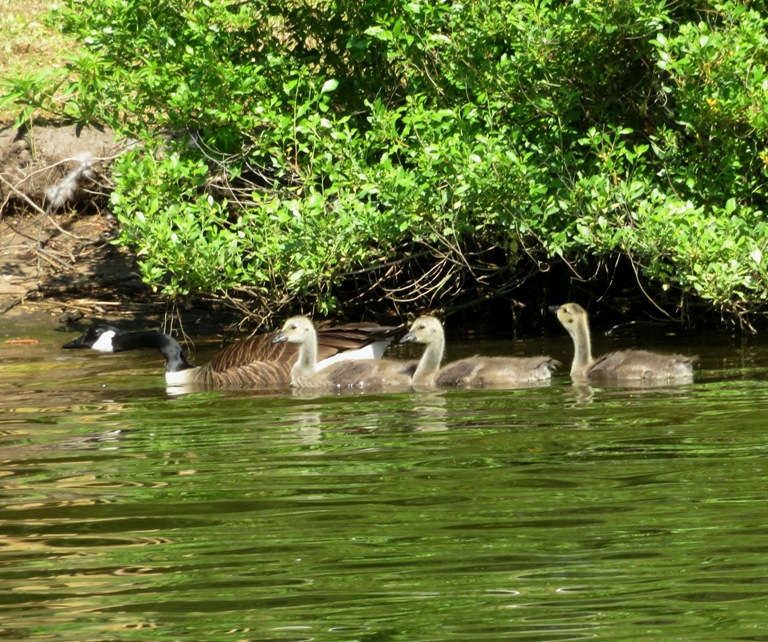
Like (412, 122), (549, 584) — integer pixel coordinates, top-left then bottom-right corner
(0, 0), (77, 126)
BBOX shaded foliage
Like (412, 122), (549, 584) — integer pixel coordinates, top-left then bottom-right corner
(3, 0), (768, 327)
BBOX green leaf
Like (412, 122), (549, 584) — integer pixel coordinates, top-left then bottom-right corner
(320, 79), (339, 94)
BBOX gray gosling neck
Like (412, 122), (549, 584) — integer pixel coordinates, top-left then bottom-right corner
(293, 324), (319, 380)
(403, 318), (445, 387)
(568, 314), (594, 380)
(414, 336), (444, 386)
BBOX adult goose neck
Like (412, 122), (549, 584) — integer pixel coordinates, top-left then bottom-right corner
(114, 331), (194, 373)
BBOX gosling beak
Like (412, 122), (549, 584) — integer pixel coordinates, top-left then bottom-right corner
(548, 305), (561, 314)
(399, 331), (416, 344)
(272, 331), (287, 344)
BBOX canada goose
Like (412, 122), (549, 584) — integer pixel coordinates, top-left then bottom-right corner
(62, 321), (401, 388)
(273, 316), (416, 389)
(550, 303), (695, 384)
(400, 315), (559, 388)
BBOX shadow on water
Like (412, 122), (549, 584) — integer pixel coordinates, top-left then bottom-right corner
(3, 320), (768, 640)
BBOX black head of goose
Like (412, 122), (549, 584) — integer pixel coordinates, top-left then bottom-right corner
(63, 321), (402, 389)
(400, 315), (558, 388)
(549, 302), (696, 385)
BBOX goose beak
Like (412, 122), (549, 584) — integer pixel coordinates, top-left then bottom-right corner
(272, 331), (287, 344)
(399, 331), (416, 344)
(548, 305), (561, 314)
(62, 334), (88, 349)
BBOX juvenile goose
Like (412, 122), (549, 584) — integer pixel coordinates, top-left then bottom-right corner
(400, 315), (559, 388)
(63, 321), (401, 389)
(273, 316), (416, 389)
(550, 302), (695, 385)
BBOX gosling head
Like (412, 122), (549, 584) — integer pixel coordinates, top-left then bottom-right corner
(400, 315), (444, 345)
(62, 325), (121, 353)
(273, 316), (315, 345)
(549, 303), (589, 338)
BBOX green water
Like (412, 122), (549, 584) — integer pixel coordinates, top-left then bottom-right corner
(2, 323), (768, 641)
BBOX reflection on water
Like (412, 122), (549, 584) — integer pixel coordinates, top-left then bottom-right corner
(2, 325), (768, 640)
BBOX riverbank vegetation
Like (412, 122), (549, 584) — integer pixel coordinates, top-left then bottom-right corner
(3, 0), (768, 329)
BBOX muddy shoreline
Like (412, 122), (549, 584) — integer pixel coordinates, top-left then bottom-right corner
(0, 123), (247, 336)
(0, 207), (246, 336)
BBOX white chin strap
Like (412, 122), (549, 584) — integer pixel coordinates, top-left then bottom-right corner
(90, 330), (117, 353)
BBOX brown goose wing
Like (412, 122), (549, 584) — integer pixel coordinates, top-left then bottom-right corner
(205, 360), (294, 388)
(204, 334), (298, 373)
(314, 323), (402, 361)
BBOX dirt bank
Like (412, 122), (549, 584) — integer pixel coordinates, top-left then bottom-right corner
(0, 123), (239, 334)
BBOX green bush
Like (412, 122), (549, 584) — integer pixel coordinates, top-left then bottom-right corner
(3, 0), (767, 323)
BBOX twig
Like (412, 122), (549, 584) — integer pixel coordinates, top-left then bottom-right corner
(69, 299), (124, 306)
(31, 245), (73, 270)
(0, 295), (24, 315)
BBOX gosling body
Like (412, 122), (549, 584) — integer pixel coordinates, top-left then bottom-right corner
(550, 303), (695, 385)
(273, 316), (415, 390)
(400, 315), (558, 388)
